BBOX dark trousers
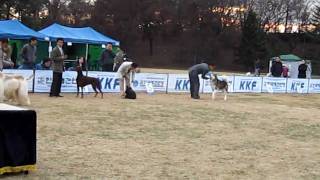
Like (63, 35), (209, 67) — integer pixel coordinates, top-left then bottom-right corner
(189, 72), (200, 98)
(102, 64), (114, 72)
(50, 72), (63, 96)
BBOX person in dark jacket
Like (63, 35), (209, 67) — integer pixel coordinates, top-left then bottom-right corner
(188, 63), (215, 99)
(271, 57), (283, 77)
(100, 43), (115, 72)
(49, 38), (67, 97)
(298, 60), (308, 79)
(19, 37), (37, 69)
(254, 59), (263, 77)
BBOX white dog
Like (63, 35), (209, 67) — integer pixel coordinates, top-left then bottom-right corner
(0, 72), (33, 106)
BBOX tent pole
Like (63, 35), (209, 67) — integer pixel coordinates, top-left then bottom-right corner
(49, 41), (52, 58)
(85, 43), (89, 76)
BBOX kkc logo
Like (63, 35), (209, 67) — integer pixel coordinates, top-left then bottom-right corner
(291, 81), (305, 92)
(98, 77), (120, 90)
(175, 79), (189, 90)
(240, 80), (257, 90)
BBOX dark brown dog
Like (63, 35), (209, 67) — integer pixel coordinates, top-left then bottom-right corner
(76, 66), (103, 98)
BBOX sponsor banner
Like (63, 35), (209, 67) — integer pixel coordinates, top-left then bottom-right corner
(87, 71), (120, 93)
(2, 69), (34, 92)
(309, 79), (320, 93)
(167, 74), (203, 93)
(233, 76), (262, 93)
(262, 77), (287, 93)
(131, 73), (168, 92)
(286, 78), (309, 93)
(34, 70), (78, 92)
(203, 76), (234, 93)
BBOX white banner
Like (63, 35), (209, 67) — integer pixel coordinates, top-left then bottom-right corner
(262, 77), (287, 93)
(286, 78), (309, 93)
(34, 70), (78, 92)
(131, 73), (168, 92)
(203, 76), (234, 93)
(87, 71), (120, 93)
(233, 76), (262, 93)
(2, 69), (34, 92)
(167, 74), (204, 93)
(308, 79), (320, 93)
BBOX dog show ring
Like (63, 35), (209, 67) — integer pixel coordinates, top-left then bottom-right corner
(0, 103), (37, 175)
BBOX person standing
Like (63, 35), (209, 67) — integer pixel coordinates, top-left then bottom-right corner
(0, 39), (14, 70)
(254, 59), (262, 77)
(271, 57), (283, 77)
(282, 65), (289, 78)
(298, 60), (308, 79)
(19, 37), (37, 69)
(100, 43), (115, 72)
(117, 61), (139, 98)
(113, 48), (126, 72)
(188, 63), (215, 99)
(49, 38), (67, 97)
(0, 39), (14, 71)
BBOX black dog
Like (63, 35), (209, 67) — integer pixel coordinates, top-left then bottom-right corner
(76, 66), (103, 98)
(125, 86), (136, 99)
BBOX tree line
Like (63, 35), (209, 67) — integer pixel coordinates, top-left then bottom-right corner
(1, 0), (320, 71)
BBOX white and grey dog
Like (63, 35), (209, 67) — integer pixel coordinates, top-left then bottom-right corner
(210, 74), (228, 101)
(0, 72), (33, 106)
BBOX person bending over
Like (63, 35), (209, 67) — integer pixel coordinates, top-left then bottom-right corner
(117, 62), (139, 98)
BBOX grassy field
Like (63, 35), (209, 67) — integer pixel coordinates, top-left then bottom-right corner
(3, 93), (320, 179)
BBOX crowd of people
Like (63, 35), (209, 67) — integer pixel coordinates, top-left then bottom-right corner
(0, 37), (139, 98)
(268, 57), (309, 79)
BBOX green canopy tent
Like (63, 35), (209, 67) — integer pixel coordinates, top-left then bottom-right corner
(279, 54), (302, 62)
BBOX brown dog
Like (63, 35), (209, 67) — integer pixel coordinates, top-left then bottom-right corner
(76, 66), (103, 98)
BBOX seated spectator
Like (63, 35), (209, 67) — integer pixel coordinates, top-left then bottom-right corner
(68, 57), (87, 71)
(271, 57), (283, 77)
(35, 58), (52, 70)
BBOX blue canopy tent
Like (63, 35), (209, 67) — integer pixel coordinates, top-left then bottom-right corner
(39, 23), (119, 71)
(0, 20), (45, 40)
(39, 23), (119, 45)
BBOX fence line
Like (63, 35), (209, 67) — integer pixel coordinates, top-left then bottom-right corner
(2, 69), (320, 94)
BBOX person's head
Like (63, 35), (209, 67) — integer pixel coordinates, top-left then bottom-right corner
(42, 58), (52, 68)
(78, 57), (85, 65)
(0, 38), (8, 46)
(1, 38), (9, 49)
(56, 38), (64, 47)
(275, 57), (281, 62)
(106, 43), (113, 51)
(29, 37), (37, 46)
(301, 60), (306, 64)
(130, 62), (139, 72)
(209, 64), (216, 71)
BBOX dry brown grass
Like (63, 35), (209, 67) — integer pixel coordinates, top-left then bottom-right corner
(3, 93), (320, 179)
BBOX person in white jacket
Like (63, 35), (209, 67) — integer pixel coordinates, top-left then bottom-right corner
(117, 61), (139, 97)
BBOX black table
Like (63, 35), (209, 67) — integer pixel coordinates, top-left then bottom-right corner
(0, 104), (36, 175)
